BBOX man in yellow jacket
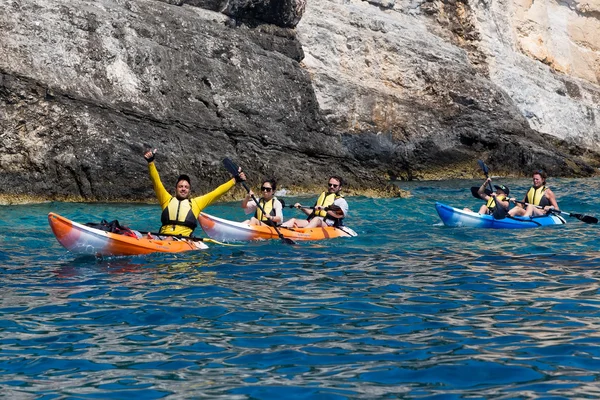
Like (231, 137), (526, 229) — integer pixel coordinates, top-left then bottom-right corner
(144, 149), (245, 237)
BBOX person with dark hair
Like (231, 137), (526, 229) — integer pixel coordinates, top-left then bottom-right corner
(143, 149), (245, 237)
(241, 178), (283, 226)
(464, 177), (510, 216)
(508, 169), (559, 217)
(281, 176), (348, 228)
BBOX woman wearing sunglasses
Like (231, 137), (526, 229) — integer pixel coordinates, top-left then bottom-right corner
(241, 178), (283, 226)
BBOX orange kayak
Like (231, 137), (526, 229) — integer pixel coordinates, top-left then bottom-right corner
(198, 212), (358, 242)
(48, 212), (208, 257)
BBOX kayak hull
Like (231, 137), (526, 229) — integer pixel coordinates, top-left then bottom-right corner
(48, 213), (208, 256)
(435, 202), (566, 229)
(199, 212), (358, 242)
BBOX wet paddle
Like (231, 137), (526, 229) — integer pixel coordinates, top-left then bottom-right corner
(512, 200), (598, 224)
(222, 158), (296, 244)
(477, 160), (507, 219)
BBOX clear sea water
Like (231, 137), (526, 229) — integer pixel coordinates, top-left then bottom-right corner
(2, 177), (600, 399)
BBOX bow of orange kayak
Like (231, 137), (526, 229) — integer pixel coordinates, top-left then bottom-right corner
(48, 213), (208, 256)
(198, 212), (357, 242)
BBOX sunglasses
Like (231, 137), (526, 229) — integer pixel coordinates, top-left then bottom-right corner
(328, 183), (339, 188)
(261, 186), (272, 192)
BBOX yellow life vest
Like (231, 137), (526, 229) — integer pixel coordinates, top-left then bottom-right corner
(526, 186), (548, 206)
(311, 192), (343, 218)
(160, 197), (197, 232)
(255, 198), (276, 222)
(486, 194), (507, 212)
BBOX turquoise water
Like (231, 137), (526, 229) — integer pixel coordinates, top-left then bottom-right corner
(2, 177), (600, 398)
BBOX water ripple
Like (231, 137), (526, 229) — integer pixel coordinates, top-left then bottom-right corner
(2, 180), (600, 397)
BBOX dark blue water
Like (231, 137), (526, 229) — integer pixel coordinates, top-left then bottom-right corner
(2, 177), (600, 398)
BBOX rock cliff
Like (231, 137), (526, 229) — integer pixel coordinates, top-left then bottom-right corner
(296, 0), (600, 179)
(0, 0), (599, 203)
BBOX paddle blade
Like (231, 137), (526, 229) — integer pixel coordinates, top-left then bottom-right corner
(477, 160), (489, 176)
(223, 157), (250, 191)
(491, 206), (507, 220)
(204, 238), (242, 247)
(573, 214), (598, 224)
(325, 204), (342, 213)
(222, 158), (240, 177)
(281, 237), (296, 245)
(470, 186), (492, 199)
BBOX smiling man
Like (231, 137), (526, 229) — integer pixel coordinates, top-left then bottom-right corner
(281, 176), (349, 228)
(143, 149), (245, 237)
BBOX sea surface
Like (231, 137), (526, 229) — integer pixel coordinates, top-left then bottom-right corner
(2, 177), (600, 399)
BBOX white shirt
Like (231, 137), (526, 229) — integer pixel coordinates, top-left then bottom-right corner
(324, 197), (348, 226)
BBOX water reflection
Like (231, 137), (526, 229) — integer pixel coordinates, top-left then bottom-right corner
(1, 179), (600, 397)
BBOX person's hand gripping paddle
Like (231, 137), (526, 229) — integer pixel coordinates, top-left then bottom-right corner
(222, 158), (296, 244)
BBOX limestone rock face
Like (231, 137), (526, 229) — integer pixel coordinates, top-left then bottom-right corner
(473, 0), (600, 149)
(0, 0), (599, 203)
(160, 0), (307, 27)
(295, 0), (600, 179)
(0, 0), (324, 201)
(512, 0), (599, 82)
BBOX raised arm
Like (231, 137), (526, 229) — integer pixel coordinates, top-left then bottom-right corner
(191, 178), (237, 214)
(477, 177), (492, 200)
(144, 150), (172, 209)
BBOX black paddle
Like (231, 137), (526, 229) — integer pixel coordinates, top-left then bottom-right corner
(286, 204), (312, 210)
(285, 204), (342, 213)
(477, 160), (495, 193)
(470, 186), (492, 199)
(470, 160), (494, 198)
(477, 160), (507, 220)
(222, 158), (296, 245)
(512, 200), (598, 224)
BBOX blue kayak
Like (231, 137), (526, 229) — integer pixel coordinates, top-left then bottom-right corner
(435, 202), (567, 229)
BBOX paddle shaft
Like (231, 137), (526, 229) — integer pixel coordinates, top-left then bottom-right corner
(511, 200), (554, 211)
(478, 160), (495, 194)
(242, 182), (296, 243)
(222, 158), (295, 244)
(138, 230), (198, 239)
(242, 181), (276, 223)
(512, 200), (598, 224)
(286, 205), (341, 214)
(138, 231), (238, 246)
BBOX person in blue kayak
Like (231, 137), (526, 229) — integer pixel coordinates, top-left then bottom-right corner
(466, 177), (510, 216)
(143, 149), (246, 237)
(241, 178), (284, 226)
(508, 169), (559, 217)
(281, 176), (348, 228)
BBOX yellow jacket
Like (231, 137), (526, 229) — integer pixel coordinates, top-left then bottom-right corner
(149, 162), (235, 236)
